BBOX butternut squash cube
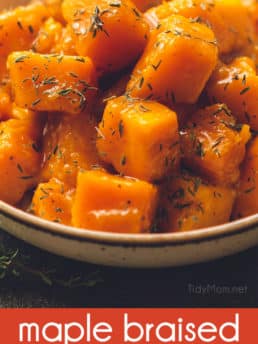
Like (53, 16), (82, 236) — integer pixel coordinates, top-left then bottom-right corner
(127, 14), (218, 106)
(40, 112), (102, 188)
(7, 51), (97, 115)
(0, 3), (49, 58)
(62, 0), (149, 75)
(97, 96), (180, 182)
(181, 104), (251, 186)
(32, 178), (74, 226)
(207, 57), (258, 131)
(146, 0), (255, 55)
(159, 172), (236, 232)
(0, 115), (43, 205)
(232, 137), (258, 219)
(72, 170), (158, 233)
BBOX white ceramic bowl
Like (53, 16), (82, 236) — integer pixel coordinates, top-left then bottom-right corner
(1, 201), (258, 267)
(1, 0), (258, 267)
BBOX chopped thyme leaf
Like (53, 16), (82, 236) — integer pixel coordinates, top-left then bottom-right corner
(195, 140), (205, 157)
(14, 55), (29, 63)
(28, 25), (34, 34)
(109, 1), (121, 7)
(244, 187), (255, 193)
(118, 120), (124, 137)
(240, 86), (250, 95)
(20, 175), (33, 180)
(31, 98), (41, 107)
(121, 155), (127, 165)
(75, 57), (85, 63)
(17, 164), (23, 173)
(151, 60), (162, 71)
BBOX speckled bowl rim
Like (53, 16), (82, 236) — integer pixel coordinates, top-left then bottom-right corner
(1, 200), (258, 247)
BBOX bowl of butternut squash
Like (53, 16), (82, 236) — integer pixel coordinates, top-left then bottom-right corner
(0, 0), (258, 267)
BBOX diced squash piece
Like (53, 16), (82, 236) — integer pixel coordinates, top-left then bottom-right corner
(7, 51), (98, 115)
(232, 137), (258, 219)
(40, 112), (102, 187)
(0, 114), (43, 205)
(0, 3), (49, 58)
(127, 14), (218, 106)
(146, 0), (255, 55)
(32, 17), (63, 54)
(97, 96), (180, 182)
(62, 0), (149, 75)
(207, 57), (258, 131)
(181, 104), (251, 186)
(132, 0), (162, 12)
(158, 172), (236, 232)
(72, 170), (158, 233)
(32, 178), (74, 225)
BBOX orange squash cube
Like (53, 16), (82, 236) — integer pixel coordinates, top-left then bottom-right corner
(207, 57), (258, 131)
(97, 96), (180, 182)
(181, 104), (251, 186)
(62, 0), (149, 75)
(146, 0), (255, 56)
(7, 51), (97, 115)
(127, 14), (218, 106)
(0, 114), (43, 205)
(159, 172), (236, 232)
(32, 178), (74, 226)
(72, 170), (158, 233)
(40, 112), (102, 187)
(0, 3), (49, 58)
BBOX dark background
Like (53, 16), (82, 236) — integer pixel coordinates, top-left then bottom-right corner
(0, 229), (257, 308)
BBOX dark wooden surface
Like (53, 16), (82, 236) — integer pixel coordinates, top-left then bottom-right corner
(0, 229), (257, 308)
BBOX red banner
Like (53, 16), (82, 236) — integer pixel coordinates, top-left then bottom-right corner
(0, 308), (256, 343)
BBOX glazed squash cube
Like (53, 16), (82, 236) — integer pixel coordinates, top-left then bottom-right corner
(232, 137), (258, 219)
(0, 3), (49, 58)
(96, 96), (180, 182)
(32, 178), (74, 226)
(72, 170), (158, 233)
(7, 51), (97, 115)
(40, 112), (102, 188)
(62, 0), (149, 75)
(127, 14), (218, 106)
(207, 57), (258, 131)
(181, 104), (251, 186)
(146, 0), (255, 56)
(159, 172), (236, 232)
(0, 114), (43, 205)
